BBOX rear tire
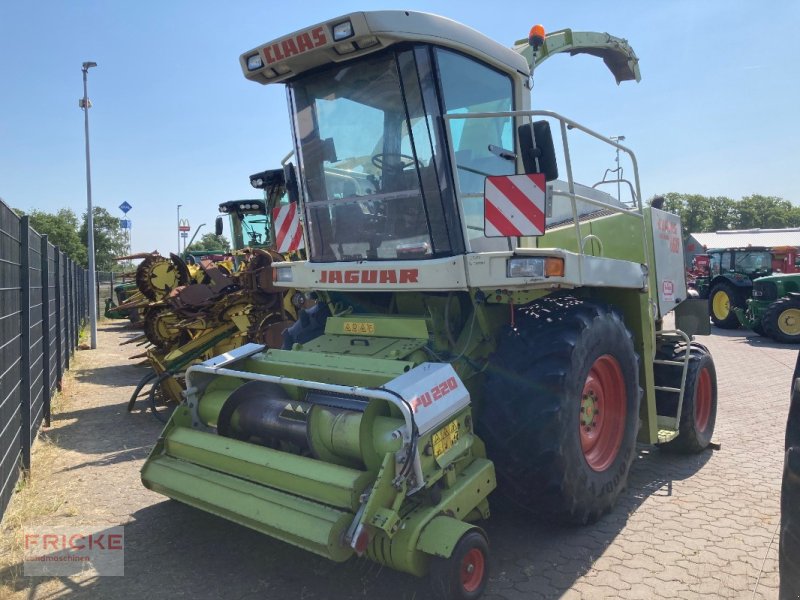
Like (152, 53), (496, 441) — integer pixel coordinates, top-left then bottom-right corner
(430, 531), (489, 600)
(763, 296), (800, 344)
(709, 281), (742, 329)
(477, 296), (641, 524)
(655, 342), (717, 453)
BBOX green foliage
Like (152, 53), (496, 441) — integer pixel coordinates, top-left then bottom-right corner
(654, 193), (800, 238)
(732, 195), (800, 230)
(26, 208), (88, 265)
(10, 205), (128, 270)
(186, 233), (231, 253)
(79, 207), (128, 271)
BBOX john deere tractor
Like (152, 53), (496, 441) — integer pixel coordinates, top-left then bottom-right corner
(693, 247), (773, 328)
(736, 274), (800, 343)
(142, 12), (718, 598)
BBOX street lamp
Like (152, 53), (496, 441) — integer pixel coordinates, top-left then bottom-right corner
(177, 204), (182, 254)
(80, 61), (98, 350)
(610, 135), (626, 203)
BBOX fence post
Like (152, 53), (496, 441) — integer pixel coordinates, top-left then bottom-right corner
(54, 248), (63, 391)
(19, 217), (32, 471)
(40, 235), (51, 427)
(65, 260), (72, 369)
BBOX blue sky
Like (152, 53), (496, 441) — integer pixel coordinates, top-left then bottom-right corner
(2, 1), (799, 255)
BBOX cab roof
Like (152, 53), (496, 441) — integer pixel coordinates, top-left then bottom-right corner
(241, 11), (530, 85)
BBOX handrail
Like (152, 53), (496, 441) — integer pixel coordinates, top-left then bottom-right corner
(442, 109), (649, 281)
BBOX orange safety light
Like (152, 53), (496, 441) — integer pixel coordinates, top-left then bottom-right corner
(545, 257), (564, 277)
(529, 24), (546, 50)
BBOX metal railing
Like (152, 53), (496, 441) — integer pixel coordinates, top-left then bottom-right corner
(442, 109), (646, 256)
(0, 199), (90, 522)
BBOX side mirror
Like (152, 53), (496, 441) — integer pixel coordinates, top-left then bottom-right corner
(518, 120), (558, 181)
(284, 162), (300, 205)
(215, 216), (223, 236)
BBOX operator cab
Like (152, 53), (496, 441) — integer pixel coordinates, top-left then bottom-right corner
(218, 199), (271, 249)
(243, 11), (534, 262)
(216, 167), (289, 250)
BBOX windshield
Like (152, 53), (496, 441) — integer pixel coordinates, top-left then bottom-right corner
(290, 49), (450, 262)
(229, 207), (270, 250)
(735, 251), (772, 273)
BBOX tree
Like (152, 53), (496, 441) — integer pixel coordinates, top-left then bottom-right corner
(654, 192), (800, 238)
(731, 195), (800, 230)
(80, 207), (128, 271)
(186, 233), (230, 253)
(26, 208), (88, 265)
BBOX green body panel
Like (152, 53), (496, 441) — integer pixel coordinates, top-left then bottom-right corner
(532, 211), (647, 265)
(162, 427), (372, 510)
(243, 349), (413, 389)
(142, 453), (355, 561)
(416, 516), (479, 559)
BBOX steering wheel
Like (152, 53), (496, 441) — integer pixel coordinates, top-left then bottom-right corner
(371, 153), (422, 171)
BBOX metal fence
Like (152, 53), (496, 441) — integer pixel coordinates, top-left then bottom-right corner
(0, 199), (89, 522)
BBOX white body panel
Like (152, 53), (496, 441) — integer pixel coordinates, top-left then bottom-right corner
(274, 247), (648, 293)
(383, 363), (469, 436)
(649, 207), (688, 316)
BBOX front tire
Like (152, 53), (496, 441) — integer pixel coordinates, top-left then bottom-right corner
(478, 296), (641, 524)
(709, 282), (743, 329)
(763, 296), (800, 344)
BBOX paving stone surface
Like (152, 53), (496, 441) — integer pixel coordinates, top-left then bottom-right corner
(2, 321), (791, 599)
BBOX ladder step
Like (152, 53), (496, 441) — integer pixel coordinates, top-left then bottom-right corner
(654, 385), (681, 393)
(657, 416), (679, 430)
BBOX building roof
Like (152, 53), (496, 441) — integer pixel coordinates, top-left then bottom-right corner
(689, 228), (800, 250)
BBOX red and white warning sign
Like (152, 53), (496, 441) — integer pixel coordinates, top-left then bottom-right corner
(273, 202), (304, 253)
(484, 174), (546, 237)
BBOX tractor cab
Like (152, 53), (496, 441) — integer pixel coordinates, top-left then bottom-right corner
(216, 167), (289, 251)
(217, 198), (270, 249)
(243, 12), (540, 261)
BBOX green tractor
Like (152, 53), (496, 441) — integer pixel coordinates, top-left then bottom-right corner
(141, 12), (718, 598)
(104, 280), (141, 322)
(735, 274), (800, 343)
(694, 247), (773, 329)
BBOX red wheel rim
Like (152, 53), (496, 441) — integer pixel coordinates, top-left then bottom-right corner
(694, 367), (712, 432)
(580, 354), (626, 472)
(460, 548), (485, 593)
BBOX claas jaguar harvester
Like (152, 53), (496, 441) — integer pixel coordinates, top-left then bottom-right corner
(142, 12), (718, 599)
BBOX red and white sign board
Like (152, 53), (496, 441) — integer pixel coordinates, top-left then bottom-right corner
(273, 202), (305, 253)
(484, 173), (546, 237)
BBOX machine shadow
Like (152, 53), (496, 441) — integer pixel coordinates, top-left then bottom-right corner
(2, 446), (711, 599)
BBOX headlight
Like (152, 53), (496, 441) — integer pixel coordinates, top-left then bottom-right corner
(274, 267), (293, 283)
(332, 20), (354, 41)
(507, 257), (564, 278)
(508, 258), (544, 278)
(246, 54), (263, 71)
